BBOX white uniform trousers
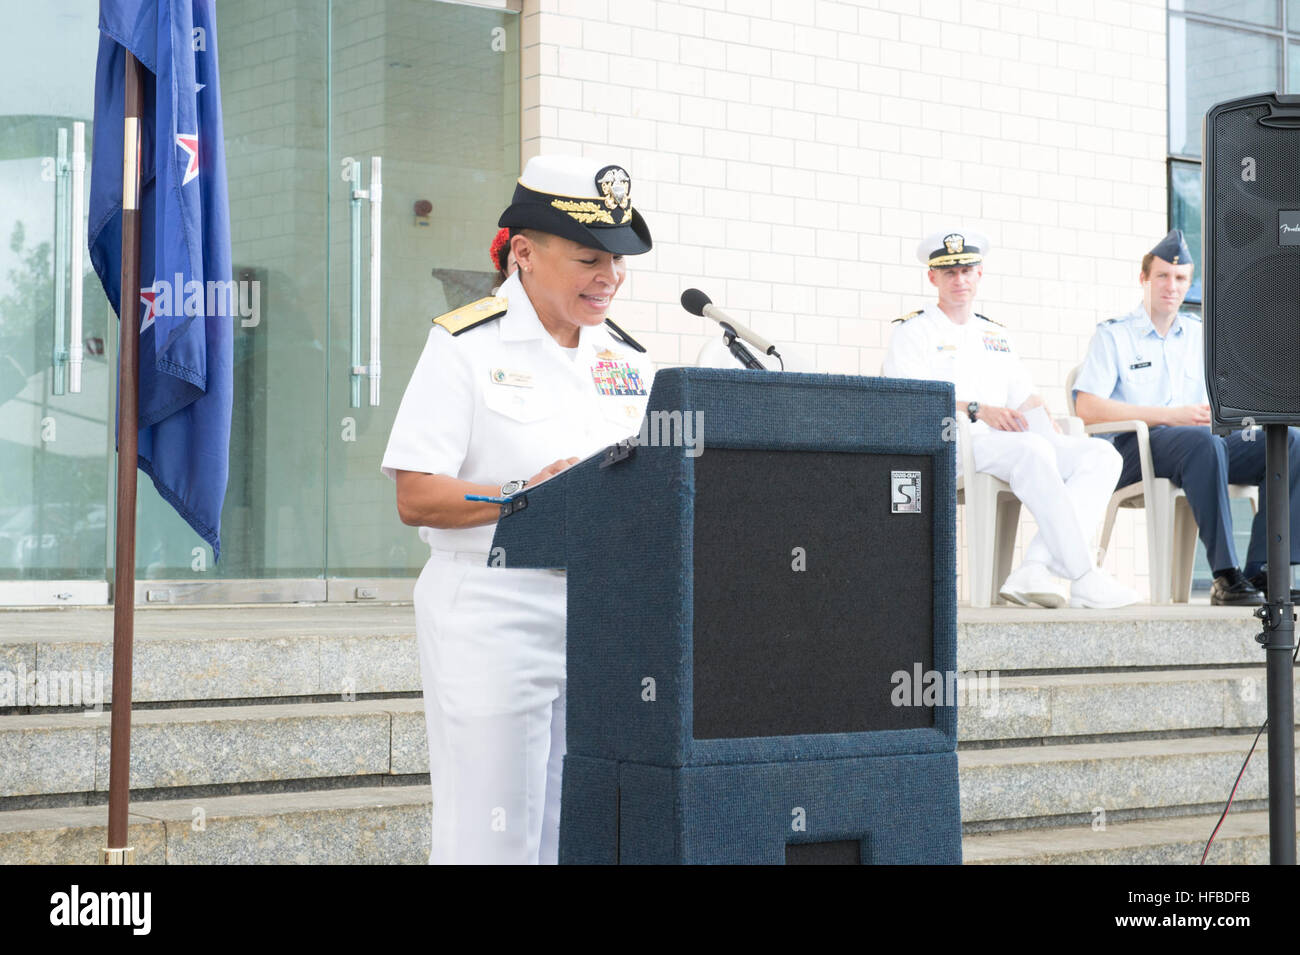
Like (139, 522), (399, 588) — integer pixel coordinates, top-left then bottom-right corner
(413, 551), (567, 865)
(970, 429), (1122, 580)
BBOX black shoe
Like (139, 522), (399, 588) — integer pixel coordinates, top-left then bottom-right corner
(1211, 569), (1265, 606)
(1246, 571), (1300, 602)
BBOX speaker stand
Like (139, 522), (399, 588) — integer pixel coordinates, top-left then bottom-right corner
(1257, 424), (1297, 864)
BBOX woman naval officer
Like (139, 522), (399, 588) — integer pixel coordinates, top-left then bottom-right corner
(381, 155), (655, 864)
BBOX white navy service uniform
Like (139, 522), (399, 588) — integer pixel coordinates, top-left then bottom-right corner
(381, 269), (655, 864)
(882, 304), (1121, 580)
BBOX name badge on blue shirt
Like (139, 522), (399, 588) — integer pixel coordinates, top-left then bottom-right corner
(1129, 361), (1151, 370)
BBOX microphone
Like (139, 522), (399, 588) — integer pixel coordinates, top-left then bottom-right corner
(680, 288), (778, 356)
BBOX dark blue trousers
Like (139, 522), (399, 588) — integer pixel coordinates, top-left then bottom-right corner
(1113, 426), (1300, 573)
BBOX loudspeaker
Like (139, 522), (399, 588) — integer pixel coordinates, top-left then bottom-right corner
(1204, 92), (1300, 432)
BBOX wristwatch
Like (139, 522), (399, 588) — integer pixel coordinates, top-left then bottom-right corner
(966, 401), (980, 423)
(499, 479), (527, 497)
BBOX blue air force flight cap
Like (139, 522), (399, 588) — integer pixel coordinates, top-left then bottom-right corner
(1148, 229), (1192, 265)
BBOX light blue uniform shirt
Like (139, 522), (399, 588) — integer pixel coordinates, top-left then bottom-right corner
(1073, 302), (1208, 408)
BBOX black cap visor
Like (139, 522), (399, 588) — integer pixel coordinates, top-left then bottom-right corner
(498, 184), (652, 255)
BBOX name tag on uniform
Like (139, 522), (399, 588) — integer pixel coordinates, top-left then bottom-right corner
(1129, 361), (1152, 370)
(935, 344), (957, 352)
(490, 368), (533, 388)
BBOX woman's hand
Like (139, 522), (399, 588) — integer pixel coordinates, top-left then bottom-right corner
(528, 457), (580, 487)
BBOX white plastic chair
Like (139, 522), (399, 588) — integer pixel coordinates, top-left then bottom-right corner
(1066, 365), (1258, 604)
(954, 411), (1086, 608)
(954, 413), (1021, 609)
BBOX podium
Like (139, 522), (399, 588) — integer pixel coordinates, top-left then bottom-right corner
(490, 367), (961, 864)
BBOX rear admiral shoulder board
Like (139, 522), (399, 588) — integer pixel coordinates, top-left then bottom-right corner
(892, 308), (923, 324)
(433, 296), (508, 335)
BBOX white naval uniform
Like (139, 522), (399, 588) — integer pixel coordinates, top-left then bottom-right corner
(882, 304), (1121, 580)
(381, 270), (655, 864)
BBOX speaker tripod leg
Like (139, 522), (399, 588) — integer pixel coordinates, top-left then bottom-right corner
(1264, 424), (1296, 865)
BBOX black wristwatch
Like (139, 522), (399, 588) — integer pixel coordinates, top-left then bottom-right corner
(966, 401), (980, 422)
(500, 479), (527, 497)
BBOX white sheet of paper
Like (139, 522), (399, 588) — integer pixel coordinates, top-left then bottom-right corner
(1023, 405), (1055, 437)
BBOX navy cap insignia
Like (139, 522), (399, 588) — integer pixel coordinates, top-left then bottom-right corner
(943, 233), (965, 255)
(597, 166), (631, 209)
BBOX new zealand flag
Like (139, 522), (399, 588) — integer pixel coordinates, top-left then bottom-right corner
(89, 0), (233, 559)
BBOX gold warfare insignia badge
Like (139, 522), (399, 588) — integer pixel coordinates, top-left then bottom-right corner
(943, 233), (965, 255)
(596, 165), (632, 223)
(596, 348), (624, 361)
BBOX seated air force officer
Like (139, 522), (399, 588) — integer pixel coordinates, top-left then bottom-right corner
(382, 155), (656, 863)
(883, 228), (1138, 609)
(1073, 229), (1300, 606)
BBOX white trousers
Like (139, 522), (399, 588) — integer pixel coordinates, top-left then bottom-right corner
(970, 428), (1122, 580)
(413, 552), (567, 865)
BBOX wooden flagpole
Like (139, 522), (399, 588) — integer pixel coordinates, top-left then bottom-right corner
(102, 49), (144, 866)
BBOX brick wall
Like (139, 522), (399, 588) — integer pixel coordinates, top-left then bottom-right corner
(521, 0), (1170, 599)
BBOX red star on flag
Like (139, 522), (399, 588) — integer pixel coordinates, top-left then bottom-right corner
(176, 134), (199, 185)
(140, 286), (159, 331)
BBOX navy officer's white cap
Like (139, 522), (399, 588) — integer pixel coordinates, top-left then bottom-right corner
(916, 228), (991, 268)
(498, 154), (652, 255)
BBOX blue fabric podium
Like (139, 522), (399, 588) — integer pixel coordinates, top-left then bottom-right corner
(490, 367), (962, 864)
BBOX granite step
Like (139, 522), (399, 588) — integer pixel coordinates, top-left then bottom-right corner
(956, 604), (1263, 673)
(0, 605), (421, 704)
(959, 734), (1292, 823)
(962, 809), (1284, 864)
(958, 667), (1275, 743)
(0, 783), (431, 865)
(0, 699), (428, 798)
(0, 605), (1271, 709)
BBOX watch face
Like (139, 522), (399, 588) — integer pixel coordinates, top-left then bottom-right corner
(501, 480), (525, 497)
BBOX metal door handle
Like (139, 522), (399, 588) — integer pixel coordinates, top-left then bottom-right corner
(348, 156), (382, 408)
(50, 123), (87, 396)
(52, 128), (69, 395)
(367, 156), (382, 407)
(69, 122), (85, 394)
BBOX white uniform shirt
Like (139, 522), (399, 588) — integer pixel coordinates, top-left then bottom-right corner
(882, 304), (1035, 418)
(381, 270), (656, 554)
(1072, 302), (1207, 408)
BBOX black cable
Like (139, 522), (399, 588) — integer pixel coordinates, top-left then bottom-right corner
(1200, 633), (1300, 864)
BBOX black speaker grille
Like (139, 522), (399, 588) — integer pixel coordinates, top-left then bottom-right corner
(1208, 100), (1300, 418)
(691, 448), (935, 740)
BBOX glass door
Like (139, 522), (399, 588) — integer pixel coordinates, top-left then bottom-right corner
(1, 0), (519, 606)
(324, 0), (519, 599)
(0, 2), (113, 605)
(127, 0), (333, 603)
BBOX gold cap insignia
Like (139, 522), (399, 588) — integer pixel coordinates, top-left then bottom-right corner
(597, 165), (631, 212)
(943, 233), (965, 255)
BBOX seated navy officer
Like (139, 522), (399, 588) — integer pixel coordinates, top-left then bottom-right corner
(884, 227), (1137, 610)
(1073, 229), (1300, 606)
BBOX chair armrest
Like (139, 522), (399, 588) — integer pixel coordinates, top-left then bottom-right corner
(1082, 419), (1157, 509)
(955, 411), (977, 495)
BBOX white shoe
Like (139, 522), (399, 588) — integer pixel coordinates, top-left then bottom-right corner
(1069, 568), (1139, 609)
(998, 562), (1067, 609)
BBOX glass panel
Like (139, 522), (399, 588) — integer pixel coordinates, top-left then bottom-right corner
(327, 0), (520, 578)
(1171, 0), (1280, 27)
(0, 2), (112, 580)
(1289, 39), (1300, 90)
(1289, 0), (1300, 32)
(1169, 18), (1281, 157)
(128, 0), (331, 579)
(1169, 160), (1204, 304)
